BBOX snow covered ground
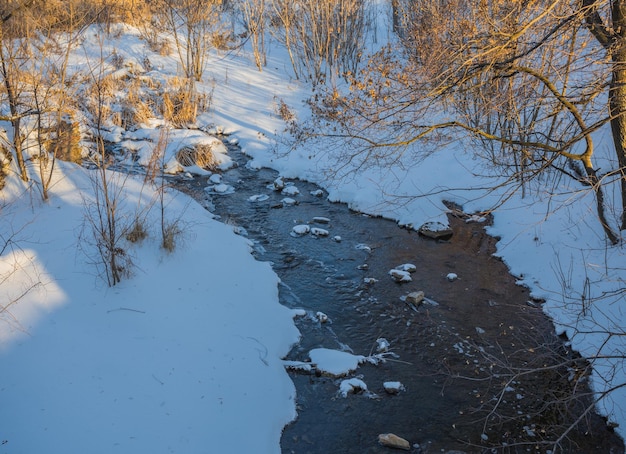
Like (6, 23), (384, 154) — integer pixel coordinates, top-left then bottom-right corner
(1, 14), (625, 454)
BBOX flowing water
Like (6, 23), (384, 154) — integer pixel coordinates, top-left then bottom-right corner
(173, 143), (624, 454)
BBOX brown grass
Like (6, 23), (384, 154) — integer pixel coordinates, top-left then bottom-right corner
(175, 144), (219, 170)
(45, 116), (83, 163)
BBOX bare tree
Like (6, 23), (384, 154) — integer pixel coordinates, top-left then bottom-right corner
(0, 0), (37, 182)
(270, 0), (370, 83)
(304, 0), (626, 245)
(237, 0), (267, 70)
(153, 0), (223, 82)
(81, 47), (133, 286)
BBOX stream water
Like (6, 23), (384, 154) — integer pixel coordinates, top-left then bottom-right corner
(172, 143), (624, 454)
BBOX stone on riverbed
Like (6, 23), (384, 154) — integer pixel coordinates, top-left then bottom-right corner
(396, 263), (417, 272)
(291, 225), (310, 236)
(383, 381), (405, 394)
(312, 216), (331, 224)
(311, 227), (329, 237)
(316, 311), (329, 323)
(339, 378), (368, 397)
(405, 291), (425, 305)
(378, 433), (410, 450)
(282, 197), (297, 206)
(418, 221), (453, 240)
(389, 269), (412, 283)
(282, 185), (300, 196)
(272, 176), (285, 190)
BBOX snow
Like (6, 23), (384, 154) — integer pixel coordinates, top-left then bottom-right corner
(0, 164), (300, 453)
(1, 8), (626, 451)
(308, 348), (366, 376)
(388, 269), (412, 283)
(383, 381), (405, 394)
(290, 224), (310, 236)
(338, 378), (369, 397)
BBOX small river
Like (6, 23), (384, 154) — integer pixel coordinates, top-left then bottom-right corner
(173, 143), (624, 454)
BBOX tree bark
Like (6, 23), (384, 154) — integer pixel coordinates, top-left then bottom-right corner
(609, 1), (626, 230)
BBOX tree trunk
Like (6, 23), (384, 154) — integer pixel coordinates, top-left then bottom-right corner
(610, 2), (626, 230)
(0, 43), (28, 181)
(609, 57), (626, 230)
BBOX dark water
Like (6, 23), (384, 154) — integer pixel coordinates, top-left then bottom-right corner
(173, 145), (624, 454)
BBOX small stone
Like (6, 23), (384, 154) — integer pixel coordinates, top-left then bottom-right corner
(357, 264), (369, 270)
(383, 381), (405, 394)
(213, 183), (234, 194)
(406, 291), (425, 305)
(310, 189), (324, 197)
(378, 433), (410, 450)
(332, 236), (342, 242)
(281, 185), (300, 196)
(355, 243), (372, 253)
(209, 173), (222, 184)
(396, 263), (417, 273)
(316, 311), (328, 323)
(281, 197), (297, 206)
(311, 227), (329, 236)
(339, 378), (368, 397)
(291, 225), (310, 236)
(312, 216), (331, 224)
(446, 273), (458, 281)
(376, 338), (390, 352)
(248, 194), (269, 202)
(273, 176), (285, 190)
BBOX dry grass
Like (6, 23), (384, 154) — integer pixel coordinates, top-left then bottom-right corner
(161, 220), (182, 253)
(46, 117), (83, 163)
(161, 89), (198, 127)
(126, 218), (149, 243)
(117, 99), (154, 129)
(175, 144), (219, 170)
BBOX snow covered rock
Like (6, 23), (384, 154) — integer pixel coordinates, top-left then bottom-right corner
(248, 194), (269, 202)
(209, 173), (222, 184)
(281, 185), (300, 196)
(446, 272), (458, 281)
(281, 197), (297, 206)
(272, 176), (285, 191)
(383, 381), (405, 395)
(389, 269), (412, 283)
(291, 225), (310, 236)
(396, 263), (417, 273)
(316, 311), (329, 323)
(378, 433), (410, 450)
(311, 227), (329, 237)
(308, 348), (366, 376)
(376, 338), (390, 352)
(339, 378), (368, 397)
(418, 221), (453, 240)
(213, 183), (234, 194)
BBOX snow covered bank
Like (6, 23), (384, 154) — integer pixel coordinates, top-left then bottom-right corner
(0, 162), (300, 453)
